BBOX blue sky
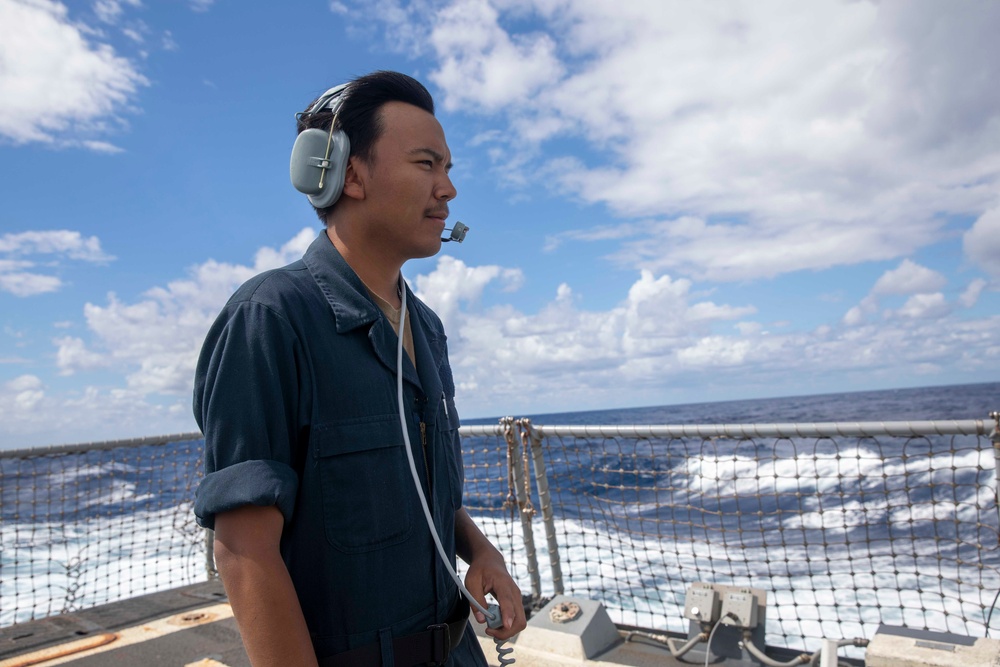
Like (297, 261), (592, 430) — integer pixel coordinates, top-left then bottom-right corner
(1, 0), (998, 448)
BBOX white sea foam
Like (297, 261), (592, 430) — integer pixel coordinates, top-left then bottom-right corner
(1, 504), (204, 627)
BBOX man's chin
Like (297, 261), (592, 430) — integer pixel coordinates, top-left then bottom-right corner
(411, 237), (444, 260)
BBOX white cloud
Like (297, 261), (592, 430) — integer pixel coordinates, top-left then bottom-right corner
(895, 292), (951, 320)
(3, 230), (316, 445)
(79, 139), (126, 153)
(55, 336), (106, 374)
(121, 26), (143, 43)
(0, 230), (114, 261)
(0, 259), (32, 272)
(429, 0), (564, 113)
(959, 278), (988, 308)
(676, 336), (752, 368)
(189, 0), (214, 11)
(55, 228), (316, 393)
(543, 222), (641, 253)
(446, 282), (997, 417)
(0, 380), (191, 448)
(0, 0), (147, 146)
(872, 259), (947, 296)
(5, 374), (45, 411)
(0, 230), (114, 297)
(419, 261), (760, 410)
(358, 0), (1000, 282)
(606, 216), (940, 282)
(413, 255), (524, 334)
(406, 254), (997, 418)
(7, 374), (42, 392)
(842, 295), (879, 327)
(843, 261), (957, 326)
(0, 272), (62, 297)
(93, 0), (140, 24)
(250, 227), (316, 272)
(964, 205), (1000, 277)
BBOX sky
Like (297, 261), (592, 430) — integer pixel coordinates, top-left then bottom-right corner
(0, 0), (998, 448)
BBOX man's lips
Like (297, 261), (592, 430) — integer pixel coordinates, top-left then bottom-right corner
(425, 208), (449, 225)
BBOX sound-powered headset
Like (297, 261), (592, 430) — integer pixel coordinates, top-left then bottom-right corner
(290, 83), (351, 210)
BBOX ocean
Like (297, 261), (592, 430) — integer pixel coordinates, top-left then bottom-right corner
(467, 380), (998, 426)
(2, 381), (998, 655)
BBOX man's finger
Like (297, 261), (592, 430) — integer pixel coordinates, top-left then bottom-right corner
(487, 579), (524, 636)
(464, 570), (489, 624)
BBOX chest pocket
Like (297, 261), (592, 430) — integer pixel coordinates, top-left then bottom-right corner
(313, 415), (413, 553)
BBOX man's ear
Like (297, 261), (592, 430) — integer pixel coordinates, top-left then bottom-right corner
(340, 157), (366, 201)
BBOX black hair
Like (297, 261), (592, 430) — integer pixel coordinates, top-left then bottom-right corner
(297, 70), (436, 222)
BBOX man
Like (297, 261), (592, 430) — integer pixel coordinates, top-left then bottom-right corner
(193, 71), (525, 666)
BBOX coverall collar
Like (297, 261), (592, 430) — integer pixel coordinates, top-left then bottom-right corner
(302, 230), (443, 400)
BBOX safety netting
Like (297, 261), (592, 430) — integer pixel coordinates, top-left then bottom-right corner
(0, 435), (207, 627)
(2, 418), (998, 659)
(483, 419), (1000, 655)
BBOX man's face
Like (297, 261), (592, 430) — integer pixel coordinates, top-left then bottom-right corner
(353, 101), (456, 261)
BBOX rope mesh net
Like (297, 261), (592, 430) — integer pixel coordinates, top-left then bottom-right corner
(457, 430), (538, 593)
(535, 430), (1000, 653)
(2, 423), (998, 658)
(1, 437), (206, 627)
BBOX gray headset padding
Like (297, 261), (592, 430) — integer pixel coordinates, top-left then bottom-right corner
(289, 83), (352, 208)
(289, 128), (351, 208)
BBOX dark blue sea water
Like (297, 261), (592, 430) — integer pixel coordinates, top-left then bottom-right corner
(5, 382), (994, 527)
(467, 381), (998, 426)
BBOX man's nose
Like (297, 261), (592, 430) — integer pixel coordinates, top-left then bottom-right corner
(436, 172), (457, 201)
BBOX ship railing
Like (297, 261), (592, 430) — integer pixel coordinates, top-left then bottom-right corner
(1, 416), (998, 657)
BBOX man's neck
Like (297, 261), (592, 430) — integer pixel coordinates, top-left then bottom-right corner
(325, 226), (403, 307)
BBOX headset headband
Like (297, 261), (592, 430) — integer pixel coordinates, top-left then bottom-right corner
(304, 83), (350, 117)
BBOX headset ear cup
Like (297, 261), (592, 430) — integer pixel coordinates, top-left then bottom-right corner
(289, 128), (351, 208)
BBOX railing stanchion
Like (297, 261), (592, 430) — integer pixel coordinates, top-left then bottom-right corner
(504, 418), (542, 602)
(522, 420), (564, 596)
(205, 528), (217, 580)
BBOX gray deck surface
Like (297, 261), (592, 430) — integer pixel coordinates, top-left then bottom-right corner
(2, 584), (865, 667)
(0, 581), (249, 666)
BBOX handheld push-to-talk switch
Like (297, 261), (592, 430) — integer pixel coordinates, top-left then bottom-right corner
(486, 603), (515, 666)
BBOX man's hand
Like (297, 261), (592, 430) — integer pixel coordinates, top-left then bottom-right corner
(454, 508), (527, 640)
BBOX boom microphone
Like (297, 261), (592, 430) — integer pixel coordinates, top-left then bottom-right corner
(442, 221), (469, 243)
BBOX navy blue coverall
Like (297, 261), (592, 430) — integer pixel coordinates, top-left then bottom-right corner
(194, 231), (488, 664)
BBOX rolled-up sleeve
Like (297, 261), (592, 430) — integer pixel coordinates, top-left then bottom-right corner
(193, 298), (306, 530)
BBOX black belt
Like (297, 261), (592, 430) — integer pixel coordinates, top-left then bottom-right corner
(319, 599), (469, 667)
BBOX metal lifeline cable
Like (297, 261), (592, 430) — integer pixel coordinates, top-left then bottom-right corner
(394, 278), (513, 663)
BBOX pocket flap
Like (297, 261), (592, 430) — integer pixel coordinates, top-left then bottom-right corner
(313, 415), (404, 457)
